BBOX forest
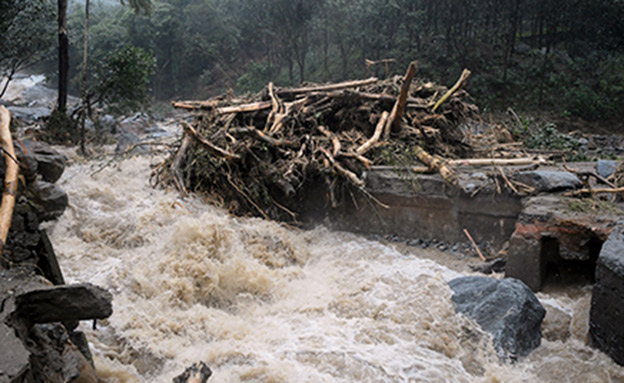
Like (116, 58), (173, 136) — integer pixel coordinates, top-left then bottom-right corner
(2, 0), (624, 125)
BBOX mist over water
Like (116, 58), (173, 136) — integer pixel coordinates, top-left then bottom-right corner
(46, 149), (624, 383)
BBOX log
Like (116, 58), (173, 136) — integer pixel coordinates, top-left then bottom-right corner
(448, 157), (546, 167)
(15, 283), (113, 323)
(172, 99), (222, 110)
(357, 111), (388, 155)
(277, 78), (378, 97)
(385, 61), (418, 136)
(171, 132), (192, 194)
(565, 187), (624, 197)
(317, 90), (425, 107)
(432, 68), (471, 113)
(182, 121), (240, 160)
(215, 101), (272, 115)
(413, 146), (455, 184)
(0, 106), (18, 262)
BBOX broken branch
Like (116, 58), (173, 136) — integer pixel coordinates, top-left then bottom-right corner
(385, 61), (418, 136)
(182, 121), (240, 160)
(432, 69), (471, 113)
(357, 111), (389, 155)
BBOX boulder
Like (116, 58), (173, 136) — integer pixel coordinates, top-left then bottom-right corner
(596, 160), (618, 179)
(27, 180), (69, 221)
(449, 276), (546, 361)
(513, 170), (582, 192)
(173, 362), (212, 383)
(589, 221), (624, 365)
(18, 140), (68, 183)
(16, 283), (113, 323)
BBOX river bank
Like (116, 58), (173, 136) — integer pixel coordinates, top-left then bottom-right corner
(42, 143), (624, 382)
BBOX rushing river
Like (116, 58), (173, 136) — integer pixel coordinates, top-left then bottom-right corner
(45, 144), (624, 383)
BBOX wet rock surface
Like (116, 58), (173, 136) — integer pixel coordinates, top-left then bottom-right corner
(17, 140), (67, 183)
(590, 221), (624, 366)
(25, 181), (68, 222)
(173, 361), (212, 383)
(513, 170), (582, 192)
(0, 269), (109, 383)
(449, 276), (546, 361)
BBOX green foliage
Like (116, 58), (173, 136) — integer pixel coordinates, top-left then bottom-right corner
(524, 123), (580, 151)
(0, 0), (55, 84)
(93, 45), (156, 115)
(236, 62), (271, 93)
(38, 0), (624, 127)
(44, 109), (79, 144)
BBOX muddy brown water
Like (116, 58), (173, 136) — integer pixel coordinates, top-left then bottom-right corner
(44, 148), (624, 383)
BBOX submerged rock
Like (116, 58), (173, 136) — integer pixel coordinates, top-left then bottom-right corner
(590, 221), (624, 366)
(173, 361), (212, 383)
(448, 276), (545, 361)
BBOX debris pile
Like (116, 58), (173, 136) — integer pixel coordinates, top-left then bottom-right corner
(155, 63), (482, 221)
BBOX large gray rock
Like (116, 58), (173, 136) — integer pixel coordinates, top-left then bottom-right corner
(16, 283), (113, 323)
(596, 160), (618, 179)
(449, 276), (546, 361)
(513, 170), (582, 192)
(17, 140), (68, 183)
(590, 221), (624, 365)
(27, 180), (69, 221)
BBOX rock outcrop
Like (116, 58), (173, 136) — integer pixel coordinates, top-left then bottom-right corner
(0, 269), (111, 383)
(589, 221), (624, 366)
(505, 196), (618, 291)
(449, 276), (546, 361)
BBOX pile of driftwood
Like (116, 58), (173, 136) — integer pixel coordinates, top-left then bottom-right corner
(154, 62), (485, 221)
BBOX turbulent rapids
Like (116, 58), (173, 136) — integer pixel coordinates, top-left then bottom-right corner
(45, 145), (624, 382)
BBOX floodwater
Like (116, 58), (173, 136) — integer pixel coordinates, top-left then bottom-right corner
(46, 145), (624, 383)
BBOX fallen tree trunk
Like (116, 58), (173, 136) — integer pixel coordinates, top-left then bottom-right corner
(277, 77), (378, 97)
(0, 106), (19, 265)
(386, 61), (418, 135)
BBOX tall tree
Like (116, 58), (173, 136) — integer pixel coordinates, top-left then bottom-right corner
(57, 0), (69, 112)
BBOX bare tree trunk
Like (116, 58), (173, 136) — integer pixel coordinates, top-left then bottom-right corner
(80, 0), (89, 156)
(0, 64), (17, 99)
(57, 0), (69, 112)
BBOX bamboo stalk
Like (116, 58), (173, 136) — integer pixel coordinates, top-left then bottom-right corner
(432, 68), (471, 113)
(0, 106), (18, 262)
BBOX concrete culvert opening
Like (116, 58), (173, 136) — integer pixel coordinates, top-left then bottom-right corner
(542, 236), (603, 288)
